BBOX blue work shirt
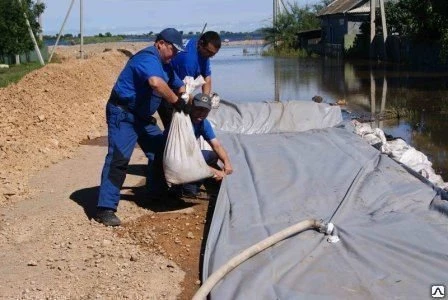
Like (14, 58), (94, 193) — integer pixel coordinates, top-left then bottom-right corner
(171, 37), (211, 80)
(193, 119), (216, 141)
(113, 45), (183, 118)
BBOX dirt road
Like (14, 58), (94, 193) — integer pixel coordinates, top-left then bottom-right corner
(0, 43), (215, 299)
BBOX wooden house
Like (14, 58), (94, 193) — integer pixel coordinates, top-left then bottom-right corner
(317, 0), (371, 54)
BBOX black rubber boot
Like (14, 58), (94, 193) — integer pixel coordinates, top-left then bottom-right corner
(95, 209), (121, 227)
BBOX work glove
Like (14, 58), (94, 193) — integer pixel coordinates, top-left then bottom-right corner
(210, 92), (220, 109)
(173, 98), (191, 115)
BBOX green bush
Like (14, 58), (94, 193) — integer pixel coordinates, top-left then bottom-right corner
(262, 4), (320, 48)
(262, 47), (316, 58)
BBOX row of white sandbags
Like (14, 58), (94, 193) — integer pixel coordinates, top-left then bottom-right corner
(352, 120), (448, 190)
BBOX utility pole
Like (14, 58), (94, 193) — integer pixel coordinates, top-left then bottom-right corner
(48, 0), (76, 63)
(36, 0), (42, 41)
(273, 0), (278, 26)
(17, 0), (45, 65)
(370, 0), (376, 59)
(369, 0), (388, 60)
(273, 0), (281, 48)
(273, 0), (288, 23)
(379, 0), (388, 60)
(80, 0), (84, 59)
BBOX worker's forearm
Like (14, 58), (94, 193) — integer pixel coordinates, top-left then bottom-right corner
(210, 140), (233, 175)
(214, 144), (231, 166)
(148, 76), (179, 104)
(202, 76), (212, 95)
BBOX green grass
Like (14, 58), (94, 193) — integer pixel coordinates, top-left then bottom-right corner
(0, 62), (43, 88)
(67, 36), (125, 45)
(261, 47), (318, 58)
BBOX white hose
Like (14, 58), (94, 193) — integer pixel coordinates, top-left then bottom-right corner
(192, 219), (330, 300)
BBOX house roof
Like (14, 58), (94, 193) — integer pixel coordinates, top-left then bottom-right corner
(347, 5), (371, 14)
(317, 0), (369, 16)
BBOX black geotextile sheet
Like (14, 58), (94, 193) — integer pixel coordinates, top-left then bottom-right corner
(202, 101), (448, 299)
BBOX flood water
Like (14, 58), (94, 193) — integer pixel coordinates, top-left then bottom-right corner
(212, 46), (448, 181)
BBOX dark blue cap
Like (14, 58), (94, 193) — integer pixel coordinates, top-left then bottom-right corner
(157, 28), (185, 52)
(193, 93), (212, 110)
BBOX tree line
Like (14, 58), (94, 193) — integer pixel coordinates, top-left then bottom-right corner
(385, 0), (448, 60)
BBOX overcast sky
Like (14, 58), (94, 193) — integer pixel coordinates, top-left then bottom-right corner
(41, 0), (323, 35)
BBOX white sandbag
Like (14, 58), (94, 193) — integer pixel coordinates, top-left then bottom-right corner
(363, 132), (382, 145)
(163, 110), (213, 186)
(183, 75), (206, 95)
(352, 120), (448, 190)
(183, 75), (221, 110)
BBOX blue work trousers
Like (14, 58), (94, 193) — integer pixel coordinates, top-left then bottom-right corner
(97, 102), (166, 210)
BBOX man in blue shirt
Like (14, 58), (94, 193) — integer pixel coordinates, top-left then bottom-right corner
(96, 28), (191, 227)
(158, 31), (222, 129)
(182, 93), (233, 197)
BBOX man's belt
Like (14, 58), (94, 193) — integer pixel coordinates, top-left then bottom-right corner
(108, 90), (130, 110)
(108, 90), (157, 126)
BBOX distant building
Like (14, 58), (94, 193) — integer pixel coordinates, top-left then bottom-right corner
(296, 29), (322, 49)
(318, 0), (370, 44)
(317, 0), (396, 58)
(317, 0), (371, 56)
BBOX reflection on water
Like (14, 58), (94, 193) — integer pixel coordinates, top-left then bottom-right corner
(212, 46), (448, 180)
(213, 47), (335, 102)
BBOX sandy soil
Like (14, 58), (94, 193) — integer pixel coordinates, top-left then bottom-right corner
(0, 42), (220, 299)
